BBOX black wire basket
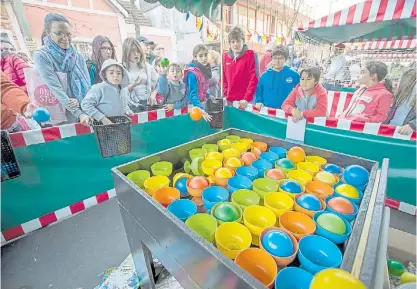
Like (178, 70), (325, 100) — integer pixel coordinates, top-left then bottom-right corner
(92, 116), (131, 158)
(206, 97), (224, 112)
(209, 111), (223, 129)
(1, 130), (21, 181)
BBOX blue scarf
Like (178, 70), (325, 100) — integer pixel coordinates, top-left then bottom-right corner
(43, 36), (91, 102)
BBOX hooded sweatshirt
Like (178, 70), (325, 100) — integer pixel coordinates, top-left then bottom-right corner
(81, 59), (131, 121)
(339, 82), (393, 123)
(255, 66), (300, 109)
(282, 83), (328, 118)
(223, 44), (259, 102)
(183, 62), (211, 110)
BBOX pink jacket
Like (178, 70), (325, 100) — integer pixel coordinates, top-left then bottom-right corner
(183, 66), (210, 102)
(282, 83), (328, 118)
(1, 54), (31, 92)
(339, 82), (393, 123)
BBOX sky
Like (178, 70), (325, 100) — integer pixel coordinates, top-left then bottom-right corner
(306, 0), (363, 18)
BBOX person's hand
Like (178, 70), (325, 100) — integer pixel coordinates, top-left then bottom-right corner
(125, 110), (134, 117)
(291, 108), (304, 122)
(255, 103), (264, 110)
(68, 99), (79, 109)
(23, 102), (38, 118)
(202, 110), (213, 122)
(239, 100), (248, 109)
(149, 91), (158, 105)
(398, 124), (413, 135)
(164, 104), (174, 112)
(101, 117), (113, 125)
(79, 114), (91, 126)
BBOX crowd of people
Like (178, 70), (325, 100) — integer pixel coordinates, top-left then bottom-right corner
(1, 13), (416, 135)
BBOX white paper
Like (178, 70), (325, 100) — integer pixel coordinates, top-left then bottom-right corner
(286, 116), (306, 144)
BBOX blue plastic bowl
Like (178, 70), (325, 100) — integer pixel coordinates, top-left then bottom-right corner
(236, 166), (259, 181)
(202, 186), (229, 210)
(274, 267), (313, 289)
(269, 146), (288, 159)
(168, 199), (197, 222)
(252, 159), (273, 178)
(325, 196), (359, 222)
(337, 179), (368, 192)
(260, 151), (279, 165)
(322, 163), (342, 175)
(227, 175), (253, 193)
(298, 235), (343, 274)
(333, 183), (364, 205)
(313, 211), (352, 244)
(343, 165), (369, 187)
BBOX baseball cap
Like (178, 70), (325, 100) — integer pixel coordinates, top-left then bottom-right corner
(136, 36), (154, 45)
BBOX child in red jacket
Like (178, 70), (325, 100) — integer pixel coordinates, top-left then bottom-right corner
(223, 26), (258, 109)
(282, 67), (328, 121)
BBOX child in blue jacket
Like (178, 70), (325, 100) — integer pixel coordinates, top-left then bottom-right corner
(157, 63), (188, 111)
(255, 45), (300, 109)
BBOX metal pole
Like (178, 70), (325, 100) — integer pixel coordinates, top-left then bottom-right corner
(220, 0), (224, 98)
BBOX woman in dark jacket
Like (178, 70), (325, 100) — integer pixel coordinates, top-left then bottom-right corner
(384, 67), (416, 134)
(86, 36), (116, 85)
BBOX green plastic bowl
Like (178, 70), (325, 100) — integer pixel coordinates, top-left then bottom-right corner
(127, 170), (151, 188)
(226, 135), (241, 143)
(186, 213), (218, 243)
(151, 161), (173, 177)
(202, 144), (219, 152)
(253, 178), (279, 199)
(232, 189), (261, 210)
(190, 157), (205, 176)
(189, 148), (207, 160)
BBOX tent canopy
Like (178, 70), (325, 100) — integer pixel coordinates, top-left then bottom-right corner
(297, 0), (416, 43)
(352, 39), (416, 50)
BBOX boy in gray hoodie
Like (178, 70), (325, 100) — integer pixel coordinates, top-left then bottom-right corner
(82, 59), (136, 124)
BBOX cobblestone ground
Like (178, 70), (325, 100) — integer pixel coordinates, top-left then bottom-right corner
(389, 261), (416, 288)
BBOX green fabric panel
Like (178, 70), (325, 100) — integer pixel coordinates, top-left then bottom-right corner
(224, 107), (416, 205)
(1, 115), (216, 231)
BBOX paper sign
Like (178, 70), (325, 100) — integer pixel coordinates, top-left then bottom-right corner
(286, 116), (306, 144)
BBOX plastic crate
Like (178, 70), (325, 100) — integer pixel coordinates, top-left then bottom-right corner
(1, 130), (20, 181)
(93, 116), (131, 158)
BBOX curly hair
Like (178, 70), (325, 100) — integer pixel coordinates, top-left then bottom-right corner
(228, 26), (245, 43)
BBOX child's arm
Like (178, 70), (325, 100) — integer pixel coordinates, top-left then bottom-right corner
(255, 75), (265, 106)
(244, 53), (259, 102)
(222, 54), (228, 97)
(282, 88), (298, 114)
(157, 74), (170, 98)
(348, 93), (393, 123)
(302, 88), (328, 118)
(81, 87), (106, 122)
(185, 72), (204, 110)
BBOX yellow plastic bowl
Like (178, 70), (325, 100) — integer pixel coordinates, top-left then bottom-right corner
(223, 148), (241, 160)
(205, 151), (224, 162)
(315, 171), (339, 186)
(287, 169), (313, 186)
(232, 142), (249, 154)
(215, 222), (252, 259)
(239, 138), (254, 147)
(305, 155), (327, 166)
(212, 167), (235, 187)
(297, 162), (320, 176)
(143, 175), (170, 196)
(264, 192), (294, 218)
(201, 159), (222, 176)
(243, 205), (276, 236)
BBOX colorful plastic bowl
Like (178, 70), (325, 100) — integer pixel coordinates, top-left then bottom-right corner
(224, 157), (244, 171)
(189, 148), (207, 160)
(215, 222), (252, 260)
(168, 199), (197, 222)
(236, 166), (259, 181)
(232, 142), (248, 153)
(239, 138), (254, 147)
(243, 205), (276, 237)
(201, 159), (222, 176)
(260, 227), (298, 267)
(228, 175), (253, 193)
(190, 157), (205, 176)
(297, 162), (320, 176)
(186, 177), (210, 197)
(333, 183), (363, 205)
(313, 211), (352, 244)
(279, 179), (304, 199)
(231, 189), (260, 210)
(294, 194), (326, 217)
(202, 144), (218, 152)
(274, 267), (313, 289)
(251, 141), (268, 152)
(269, 146), (288, 158)
(264, 168), (286, 181)
(264, 192), (294, 218)
(240, 152), (258, 166)
(322, 163), (343, 176)
(212, 167), (235, 187)
(211, 201), (243, 224)
(150, 161), (173, 177)
(275, 158), (295, 172)
(305, 180), (334, 200)
(315, 171), (339, 186)
(298, 235), (343, 274)
(153, 187), (180, 207)
(205, 151), (224, 162)
(202, 186), (229, 210)
(226, 135), (241, 143)
(235, 248), (278, 288)
(127, 170), (150, 188)
(260, 151), (280, 165)
(343, 165), (369, 187)
(253, 178), (279, 200)
(325, 196), (359, 222)
(252, 159), (273, 177)
(217, 139), (231, 151)
(279, 211), (316, 241)
(305, 155), (327, 167)
(287, 169), (313, 186)
(185, 213), (217, 243)
(222, 148), (241, 160)
(143, 175), (170, 196)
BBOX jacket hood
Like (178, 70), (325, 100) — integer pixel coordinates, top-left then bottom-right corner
(296, 82), (326, 96)
(100, 59), (129, 86)
(266, 65), (291, 73)
(228, 44), (249, 60)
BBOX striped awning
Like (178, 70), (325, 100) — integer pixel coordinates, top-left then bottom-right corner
(353, 39), (417, 49)
(298, 0), (416, 43)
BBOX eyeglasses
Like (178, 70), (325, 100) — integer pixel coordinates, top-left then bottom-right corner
(272, 55), (285, 60)
(51, 31), (73, 39)
(100, 47), (113, 52)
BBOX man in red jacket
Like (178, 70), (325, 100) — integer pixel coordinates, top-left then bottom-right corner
(223, 26), (258, 109)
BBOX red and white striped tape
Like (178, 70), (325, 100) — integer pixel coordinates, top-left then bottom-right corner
(386, 197), (417, 216)
(353, 39), (417, 50)
(1, 189), (116, 245)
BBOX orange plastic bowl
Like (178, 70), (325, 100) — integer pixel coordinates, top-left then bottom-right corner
(294, 193), (326, 217)
(259, 227), (299, 267)
(279, 211), (316, 240)
(305, 181), (334, 200)
(153, 187), (180, 208)
(251, 142), (268, 152)
(235, 248), (278, 288)
(186, 177), (210, 197)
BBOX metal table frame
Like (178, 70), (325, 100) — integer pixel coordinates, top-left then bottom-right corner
(112, 129), (388, 289)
